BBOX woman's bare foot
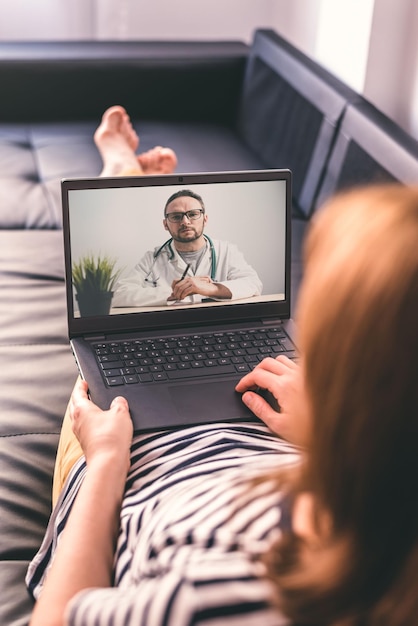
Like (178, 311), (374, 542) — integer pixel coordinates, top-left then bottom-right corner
(94, 105), (142, 176)
(94, 106), (178, 177)
(137, 146), (178, 175)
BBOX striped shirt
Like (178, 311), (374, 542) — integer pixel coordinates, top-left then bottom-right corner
(27, 421), (300, 625)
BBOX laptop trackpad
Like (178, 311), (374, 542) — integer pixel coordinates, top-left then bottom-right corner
(168, 380), (253, 422)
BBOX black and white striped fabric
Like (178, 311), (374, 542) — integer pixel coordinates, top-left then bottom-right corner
(27, 422), (300, 625)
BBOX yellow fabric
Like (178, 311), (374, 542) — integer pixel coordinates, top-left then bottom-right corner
(119, 167), (144, 176)
(52, 383), (84, 507)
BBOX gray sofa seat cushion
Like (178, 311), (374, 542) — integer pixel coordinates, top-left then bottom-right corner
(0, 121), (264, 229)
(0, 561), (35, 626)
(0, 230), (78, 625)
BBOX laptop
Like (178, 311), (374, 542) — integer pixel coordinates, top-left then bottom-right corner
(62, 169), (296, 431)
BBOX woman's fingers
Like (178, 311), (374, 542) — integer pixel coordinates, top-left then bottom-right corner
(235, 356), (298, 393)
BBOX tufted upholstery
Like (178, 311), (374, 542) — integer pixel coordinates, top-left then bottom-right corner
(0, 123), (96, 228)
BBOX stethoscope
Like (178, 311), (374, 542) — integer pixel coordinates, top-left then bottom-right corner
(144, 235), (217, 287)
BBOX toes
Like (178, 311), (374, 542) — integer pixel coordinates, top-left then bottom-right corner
(155, 148), (178, 173)
(137, 148), (158, 171)
(136, 146), (177, 174)
(94, 105), (139, 152)
(102, 105), (127, 121)
(137, 152), (151, 168)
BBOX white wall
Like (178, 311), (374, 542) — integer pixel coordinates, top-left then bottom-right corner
(364, 0), (418, 138)
(0, 0), (93, 39)
(0, 0), (417, 138)
(95, 0), (274, 42)
(313, 0), (375, 92)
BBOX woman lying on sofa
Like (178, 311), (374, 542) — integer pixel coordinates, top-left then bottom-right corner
(27, 107), (418, 626)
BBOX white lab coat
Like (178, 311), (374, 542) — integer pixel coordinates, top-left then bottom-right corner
(113, 238), (262, 307)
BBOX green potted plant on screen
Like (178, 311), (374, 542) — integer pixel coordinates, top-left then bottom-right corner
(72, 254), (122, 317)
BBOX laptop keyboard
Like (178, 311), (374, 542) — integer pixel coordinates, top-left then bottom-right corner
(92, 327), (296, 387)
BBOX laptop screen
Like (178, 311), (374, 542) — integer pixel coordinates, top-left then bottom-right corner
(62, 169), (291, 336)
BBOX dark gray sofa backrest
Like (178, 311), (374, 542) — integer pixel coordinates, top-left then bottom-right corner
(314, 98), (418, 209)
(0, 40), (248, 124)
(237, 29), (359, 217)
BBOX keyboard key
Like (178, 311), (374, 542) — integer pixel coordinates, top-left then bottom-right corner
(124, 375), (139, 384)
(153, 372), (168, 381)
(280, 338), (296, 351)
(103, 368), (122, 377)
(124, 359), (139, 367)
(138, 373), (153, 383)
(100, 359), (124, 369)
(106, 376), (124, 386)
(99, 355), (122, 363)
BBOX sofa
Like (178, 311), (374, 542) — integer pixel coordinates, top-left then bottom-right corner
(1, 28), (417, 626)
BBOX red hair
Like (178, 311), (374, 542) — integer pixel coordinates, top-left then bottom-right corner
(269, 185), (418, 625)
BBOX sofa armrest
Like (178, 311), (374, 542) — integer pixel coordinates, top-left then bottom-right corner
(237, 29), (359, 217)
(314, 99), (418, 209)
(0, 40), (248, 125)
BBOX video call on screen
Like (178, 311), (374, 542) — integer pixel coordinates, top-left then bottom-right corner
(68, 178), (287, 317)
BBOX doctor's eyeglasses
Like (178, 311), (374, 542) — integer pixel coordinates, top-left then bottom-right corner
(165, 209), (204, 223)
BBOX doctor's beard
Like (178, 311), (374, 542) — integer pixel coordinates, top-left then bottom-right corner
(171, 223), (205, 245)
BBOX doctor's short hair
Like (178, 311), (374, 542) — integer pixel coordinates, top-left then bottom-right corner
(164, 189), (205, 215)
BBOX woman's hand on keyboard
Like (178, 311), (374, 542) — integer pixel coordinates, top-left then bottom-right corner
(235, 355), (309, 447)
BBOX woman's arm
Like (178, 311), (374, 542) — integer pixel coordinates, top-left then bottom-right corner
(30, 379), (133, 626)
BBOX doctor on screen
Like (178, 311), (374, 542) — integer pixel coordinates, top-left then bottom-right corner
(113, 189), (263, 307)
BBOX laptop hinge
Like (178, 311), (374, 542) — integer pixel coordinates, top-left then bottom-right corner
(84, 334), (106, 342)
